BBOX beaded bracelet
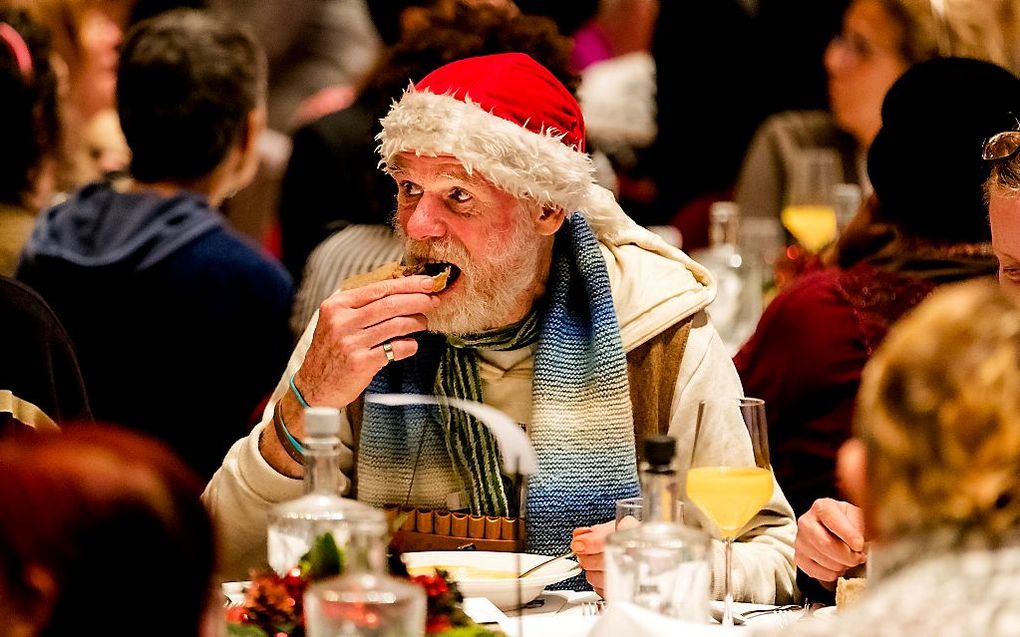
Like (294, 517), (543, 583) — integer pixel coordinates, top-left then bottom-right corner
(289, 374), (310, 409)
(274, 400), (306, 465)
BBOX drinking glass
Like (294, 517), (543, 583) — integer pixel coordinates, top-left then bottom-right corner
(615, 497), (687, 528)
(605, 507), (710, 621)
(781, 149), (840, 254)
(686, 397), (772, 627)
(305, 572), (426, 637)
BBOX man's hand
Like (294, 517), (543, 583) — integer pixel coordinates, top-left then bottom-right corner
(795, 498), (868, 585)
(297, 275), (440, 409)
(572, 517), (638, 598)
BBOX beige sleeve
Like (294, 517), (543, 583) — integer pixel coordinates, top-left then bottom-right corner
(202, 311), (358, 581)
(667, 312), (798, 604)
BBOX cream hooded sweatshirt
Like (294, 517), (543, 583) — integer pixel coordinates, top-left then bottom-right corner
(203, 190), (797, 602)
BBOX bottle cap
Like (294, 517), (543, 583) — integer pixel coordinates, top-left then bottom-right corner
(709, 201), (738, 223)
(643, 435), (676, 468)
(304, 406), (341, 438)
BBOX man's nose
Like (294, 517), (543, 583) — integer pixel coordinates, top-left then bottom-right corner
(405, 194), (447, 240)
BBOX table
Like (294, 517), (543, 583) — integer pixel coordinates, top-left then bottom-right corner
(466, 590), (822, 636)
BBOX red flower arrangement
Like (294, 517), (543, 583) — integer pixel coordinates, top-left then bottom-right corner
(225, 534), (501, 637)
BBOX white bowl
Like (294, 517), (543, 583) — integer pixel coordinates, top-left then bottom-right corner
(402, 551), (581, 609)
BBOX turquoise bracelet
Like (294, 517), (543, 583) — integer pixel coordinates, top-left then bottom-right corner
(289, 374), (310, 409)
(274, 400), (306, 465)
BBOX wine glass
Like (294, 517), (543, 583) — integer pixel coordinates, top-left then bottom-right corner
(686, 397), (772, 627)
(781, 149), (840, 254)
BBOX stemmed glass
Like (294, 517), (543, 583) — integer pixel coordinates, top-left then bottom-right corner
(781, 149), (840, 254)
(686, 397), (772, 627)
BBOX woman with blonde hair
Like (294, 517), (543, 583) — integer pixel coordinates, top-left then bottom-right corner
(780, 280), (1020, 635)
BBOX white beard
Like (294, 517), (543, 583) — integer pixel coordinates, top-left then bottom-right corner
(396, 213), (544, 335)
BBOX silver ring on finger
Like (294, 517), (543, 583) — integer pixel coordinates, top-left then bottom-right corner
(382, 342), (396, 363)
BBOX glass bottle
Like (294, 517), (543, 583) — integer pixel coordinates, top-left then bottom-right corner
(605, 436), (711, 621)
(266, 406), (388, 574)
(304, 569), (426, 637)
(693, 202), (762, 355)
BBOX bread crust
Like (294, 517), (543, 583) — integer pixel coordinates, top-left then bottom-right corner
(340, 261), (451, 292)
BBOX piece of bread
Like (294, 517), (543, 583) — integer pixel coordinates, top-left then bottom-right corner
(835, 576), (867, 609)
(340, 261), (451, 292)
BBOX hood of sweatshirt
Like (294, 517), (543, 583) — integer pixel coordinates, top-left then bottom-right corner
(580, 185), (716, 351)
(22, 182), (222, 272)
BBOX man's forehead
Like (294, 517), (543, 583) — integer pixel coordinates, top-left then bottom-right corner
(388, 153), (483, 182)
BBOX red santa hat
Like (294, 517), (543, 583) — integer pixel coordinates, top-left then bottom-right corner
(377, 52), (600, 215)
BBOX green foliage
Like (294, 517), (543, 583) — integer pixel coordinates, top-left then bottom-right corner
(300, 532), (344, 581)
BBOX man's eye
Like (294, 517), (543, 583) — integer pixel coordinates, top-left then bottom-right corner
(399, 181), (422, 196)
(449, 188), (471, 203)
(1002, 267), (1020, 281)
(845, 33), (872, 58)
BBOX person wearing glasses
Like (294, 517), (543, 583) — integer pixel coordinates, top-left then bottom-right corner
(787, 57), (1020, 602)
(735, 0), (1009, 227)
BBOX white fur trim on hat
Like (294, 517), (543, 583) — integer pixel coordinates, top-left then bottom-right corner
(375, 84), (706, 284)
(378, 88), (597, 214)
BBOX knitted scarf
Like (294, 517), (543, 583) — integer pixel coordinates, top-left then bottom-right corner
(357, 215), (640, 557)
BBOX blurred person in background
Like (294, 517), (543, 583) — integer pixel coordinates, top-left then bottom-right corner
(740, 57), (1020, 602)
(14, 0), (207, 189)
(16, 9), (293, 480)
(0, 426), (216, 637)
(210, 0), (380, 134)
(0, 7), (61, 276)
(283, 0), (579, 336)
(644, 0), (850, 246)
(777, 281), (1020, 635)
(735, 0), (1008, 235)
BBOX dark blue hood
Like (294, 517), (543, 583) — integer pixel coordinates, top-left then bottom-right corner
(22, 182), (222, 272)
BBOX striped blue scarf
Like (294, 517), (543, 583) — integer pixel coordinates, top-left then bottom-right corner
(357, 214), (640, 559)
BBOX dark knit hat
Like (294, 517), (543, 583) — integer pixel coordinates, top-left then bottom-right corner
(867, 57), (1020, 244)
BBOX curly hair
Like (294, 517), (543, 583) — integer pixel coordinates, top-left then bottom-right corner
(0, 7), (61, 207)
(361, 1), (575, 111)
(856, 280), (1020, 542)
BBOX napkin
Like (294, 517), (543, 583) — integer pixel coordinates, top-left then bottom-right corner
(590, 602), (744, 636)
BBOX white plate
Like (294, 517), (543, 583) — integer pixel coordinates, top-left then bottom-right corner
(402, 551), (581, 610)
(812, 606), (837, 618)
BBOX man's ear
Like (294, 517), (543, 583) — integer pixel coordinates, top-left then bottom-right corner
(240, 107), (266, 158)
(533, 205), (566, 236)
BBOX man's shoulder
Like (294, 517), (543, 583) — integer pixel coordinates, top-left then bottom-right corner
(601, 240), (713, 349)
(182, 228), (293, 290)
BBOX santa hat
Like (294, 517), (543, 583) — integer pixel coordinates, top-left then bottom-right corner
(378, 52), (606, 219)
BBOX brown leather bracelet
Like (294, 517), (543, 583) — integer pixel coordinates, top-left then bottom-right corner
(273, 399), (305, 465)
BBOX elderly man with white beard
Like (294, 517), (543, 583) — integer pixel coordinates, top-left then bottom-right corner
(204, 52), (797, 602)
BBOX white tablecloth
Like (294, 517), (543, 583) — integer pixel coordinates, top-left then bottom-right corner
(466, 590), (822, 636)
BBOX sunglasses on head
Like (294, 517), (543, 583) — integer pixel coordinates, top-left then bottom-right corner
(983, 114), (1020, 161)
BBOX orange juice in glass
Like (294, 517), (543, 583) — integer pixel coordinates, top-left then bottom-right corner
(783, 149), (841, 253)
(781, 204), (838, 254)
(686, 466), (773, 538)
(687, 398), (772, 627)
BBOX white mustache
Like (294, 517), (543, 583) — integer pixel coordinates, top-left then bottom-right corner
(404, 238), (469, 269)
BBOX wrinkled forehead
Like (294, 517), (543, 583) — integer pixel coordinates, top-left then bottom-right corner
(386, 152), (503, 190)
